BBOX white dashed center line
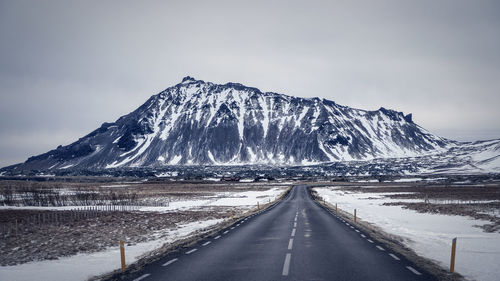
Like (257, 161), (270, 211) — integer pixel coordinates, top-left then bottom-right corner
(389, 253), (400, 260)
(406, 266), (422, 275)
(202, 241), (211, 246)
(133, 273), (151, 281)
(230, 227), (235, 230)
(291, 228), (296, 237)
(367, 239), (374, 243)
(186, 248), (197, 254)
(288, 238), (294, 250)
(223, 230), (229, 234)
(294, 222), (297, 227)
(360, 234), (366, 238)
(355, 229), (360, 233)
(376, 245), (385, 251)
(162, 258), (178, 266)
(282, 253), (292, 276)
(214, 235), (221, 240)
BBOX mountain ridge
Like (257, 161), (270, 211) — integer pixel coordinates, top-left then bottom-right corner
(4, 76), (452, 171)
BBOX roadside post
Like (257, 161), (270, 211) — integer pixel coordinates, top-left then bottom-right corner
(120, 240), (126, 270)
(230, 210), (234, 221)
(335, 203), (338, 213)
(354, 209), (357, 223)
(450, 237), (457, 273)
(257, 202), (260, 210)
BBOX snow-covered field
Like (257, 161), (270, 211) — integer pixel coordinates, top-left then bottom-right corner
(315, 187), (500, 281)
(0, 219), (222, 281)
(0, 186), (287, 281)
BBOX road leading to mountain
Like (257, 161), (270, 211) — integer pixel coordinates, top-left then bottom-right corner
(118, 185), (437, 281)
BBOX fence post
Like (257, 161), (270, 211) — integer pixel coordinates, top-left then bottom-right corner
(120, 240), (126, 270)
(354, 209), (357, 223)
(450, 237), (457, 273)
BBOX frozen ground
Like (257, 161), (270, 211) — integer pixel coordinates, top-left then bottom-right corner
(0, 219), (222, 281)
(0, 185), (288, 281)
(315, 187), (500, 281)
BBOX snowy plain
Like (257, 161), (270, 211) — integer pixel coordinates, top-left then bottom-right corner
(315, 187), (500, 281)
(0, 187), (286, 281)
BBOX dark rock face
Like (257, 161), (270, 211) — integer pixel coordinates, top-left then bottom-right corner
(9, 76), (451, 170)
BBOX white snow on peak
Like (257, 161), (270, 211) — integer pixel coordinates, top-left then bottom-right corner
(260, 95), (270, 138)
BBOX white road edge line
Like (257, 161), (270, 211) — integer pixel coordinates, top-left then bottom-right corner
(376, 245), (385, 251)
(294, 222), (297, 227)
(214, 235), (221, 240)
(389, 253), (400, 260)
(288, 238), (294, 250)
(202, 241), (211, 246)
(291, 228), (296, 237)
(367, 239), (374, 243)
(406, 266), (422, 275)
(162, 258), (178, 266)
(282, 253), (292, 276)
(360, 234), (366, 238)
(230, 227), (235, 229)
(186, 248), (198, 254)
(133, 273), (151, 281)
(355, 229), (360, 233)
(223, 230), (229, 234)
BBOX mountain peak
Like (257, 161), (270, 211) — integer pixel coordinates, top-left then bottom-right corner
(181, 76), (197, 83)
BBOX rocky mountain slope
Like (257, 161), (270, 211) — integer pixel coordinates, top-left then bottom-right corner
(5, 76), (453, 171)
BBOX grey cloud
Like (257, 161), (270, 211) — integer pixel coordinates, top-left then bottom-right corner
(1, 0), (500, 167)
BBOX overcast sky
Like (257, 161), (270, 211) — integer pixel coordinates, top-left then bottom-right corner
(1, 0), (499, 167)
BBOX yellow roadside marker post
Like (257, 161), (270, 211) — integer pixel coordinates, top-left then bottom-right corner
(450, 238), (457, 273)
(120, 240), (126, 270)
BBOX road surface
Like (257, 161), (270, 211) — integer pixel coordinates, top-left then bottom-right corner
(118, 185), (437, 281)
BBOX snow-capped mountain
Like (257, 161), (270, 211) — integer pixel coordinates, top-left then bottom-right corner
(7, 76), (453, 170)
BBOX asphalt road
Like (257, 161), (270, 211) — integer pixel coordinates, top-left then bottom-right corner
(120, 185), (437, 281)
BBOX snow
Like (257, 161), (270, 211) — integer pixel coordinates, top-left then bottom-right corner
(301, 159), (321, 165)
(315, 187), (500, 281)
(247, 147), (257, 162)
(0, 219), (223, 281)
(0, 186), (287, 280)
(318, 139), (336, 162)
(392, 178), (423, 182)
(295, 106), (309, 128)
(207, 150), (216, 164)
(58, 164), (74, 169)
(354, 179), (380, 183)
(136, 187), (285, 212)
(169, 155), (182, 165)
(260, 95), (270, 138)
